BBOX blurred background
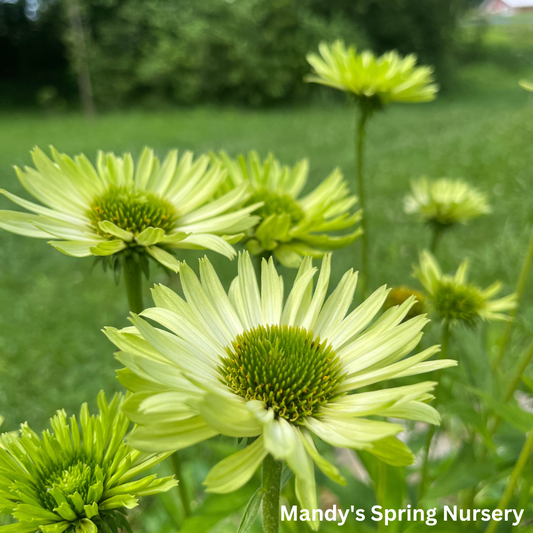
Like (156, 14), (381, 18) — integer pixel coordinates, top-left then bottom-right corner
(0, 1), (533, 531)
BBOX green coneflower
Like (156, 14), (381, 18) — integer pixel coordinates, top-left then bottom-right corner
(105, 252), (455, 531)
(306, 41), (438, 107)
(214, 151), (362, 268)
(384, 286), (426, 321)
(405, 178), (491, 252)
(306, 41), (438, 296)
(414, 250), (516, 328)
(0, 392), (176, 533)
(0, 147), (260, 274)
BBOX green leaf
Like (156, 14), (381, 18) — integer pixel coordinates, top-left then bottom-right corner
(471, 388), (533, 433)
(236, 488), (265, 533)
(179, 485), (256, 533)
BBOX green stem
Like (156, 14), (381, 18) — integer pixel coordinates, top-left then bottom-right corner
(123, 254), (144, 314)
(356, 108), (370, 298)
(430, 226), (444, 255)
(170, 452), (191, 519)
(122, 254), (192, 521)
(486, 429), (533, 533)
(418, 321), (451, 501)
(493, 230), (533, 372)
(262, 454), (282, 533)
(504, 340), (533, 403)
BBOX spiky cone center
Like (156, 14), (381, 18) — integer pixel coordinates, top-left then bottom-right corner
(249, 188), (305, 225)
(88, 185), (178, 237)
(432, 281), (485, 327)
(219, 324), (345, 424)
(39, 457), (98, 511)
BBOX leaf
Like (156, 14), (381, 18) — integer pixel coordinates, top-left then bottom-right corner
(179, 485), (256, 533)
(471, 388), (533, 433)
(425, 449), (497, 500)
(237, 488), (265, 533)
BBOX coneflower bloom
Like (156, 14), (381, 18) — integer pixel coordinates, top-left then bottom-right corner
(0, 392), (176, 533)
(414, 251), (517, 327)
(105, 253), (455, 529)
(0, 147), (260, 273)
(214, 151), (362, 268)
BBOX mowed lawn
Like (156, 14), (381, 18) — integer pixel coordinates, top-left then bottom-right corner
(0, 79), (532, 434)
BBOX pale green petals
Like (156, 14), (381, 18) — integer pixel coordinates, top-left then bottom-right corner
(199, 257), (244, 338)
(171, 233), (236, 258)
(300, 430), (346, 486)
(98, 221), (134, 241)
(281, 258), (317, 326)
(382, 401), (440, 425)
(134, 147), (156, 190)
(0, 189), (85, 225)
(368, 437), (415, 466)
(50, 241), (103, 257)
(90, 240), (127, 256)
(204, 436), (267, 493)
(0, 211), (52, 238)
(300, 253), (331, 330)
(246, 401), (275, 426)
(237, 252), (263, 326)
(314, 269), (358, 337)
(129, 416), (218, 452)
(328, 285), (389, 348)
(305, 417), (404, 449)
(161, 231), (189, 244)
(264, 417), (297, 460)
(339, 345), (443, 392)
(135, 227), (165, 246)
(123, 392), (196, 425)
(98, 495), (138, 511)
(198, 392), (263, 437)
(145, 246), (180, 272)
(261, 257), (284, 325)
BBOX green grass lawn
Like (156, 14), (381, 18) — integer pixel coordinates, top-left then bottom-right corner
(1, 81), (532, 433)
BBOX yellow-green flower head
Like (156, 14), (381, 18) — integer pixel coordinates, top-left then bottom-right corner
(306, 41), (438, 110)
(105, 253), (456, 529)
(214, 151), (362, 268)
(0, 147), (261, 273)
(384, 286), (426, 321)
(414, 251), (517, 327)
(404, 177), (491, 229)
(0, 392), (176, 533)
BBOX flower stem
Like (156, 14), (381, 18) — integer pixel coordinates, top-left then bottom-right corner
(430, 225), (444, 255)
(356, 108), (370, 298)
(123, 254), (191, 521)
(418, 321), (451, 501)
(493, 230), (533, 372)
(262, 454), (282, 533)
(170, 451), (192, 519)
(123, 254), (144, 314)
(485, 429), (533, 533)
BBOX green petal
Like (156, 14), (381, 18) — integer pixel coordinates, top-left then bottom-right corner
(98, 221), (134, 241)
(76, 518), (97, 533)
(90, 240), (127, 256)
(145, 246), (180, 272)
(0, 210), (52, 238)
(49, 240), (102, 257)
(135, 227), (165, 246)
(204, 435), (267, 493)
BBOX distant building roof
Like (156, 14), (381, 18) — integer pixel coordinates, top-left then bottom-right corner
(480, 0), (533, 12)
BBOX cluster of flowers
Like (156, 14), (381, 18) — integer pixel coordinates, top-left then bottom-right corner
(0, 40), (518, 533)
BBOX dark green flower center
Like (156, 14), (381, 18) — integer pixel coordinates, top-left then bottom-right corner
(219, 324), (344, 424)
(249, 188), (305, 225)
(88, 185), (177, 237)
(40, 458), (97, 510)
(432, 281), (484, 326)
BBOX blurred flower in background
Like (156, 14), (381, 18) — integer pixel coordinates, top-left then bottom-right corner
(106, 252), (456, 529)
(0, 392), (176, 533)
(214, 151), (362, 267)
(414, 250), (516, 327)
(0, 147), (260, 274)
(306, 40), (438, 112)
(405, 177), (491, 229)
